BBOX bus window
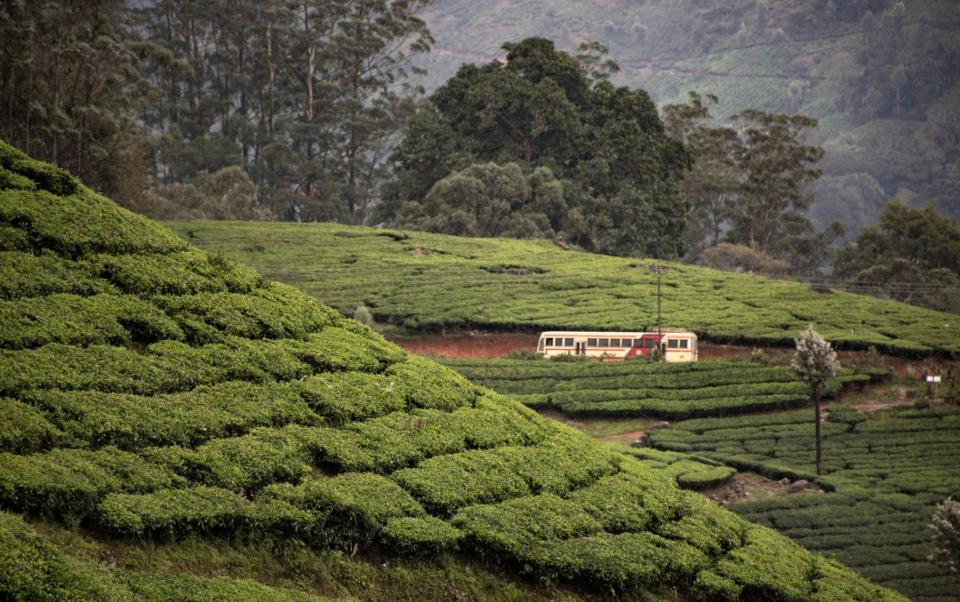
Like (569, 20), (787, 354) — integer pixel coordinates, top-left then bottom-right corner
(610, 338), (620, 347)
(668, 339), (679, 349)
(598, 338), (609, 347)
(587, 338), (597, 346)
(679, 339), (688, 349)
(546, 337), (554, 346)
(564, 338), (574, 347)
(538, 338), (545, 352)
(641, 339), (654, 348)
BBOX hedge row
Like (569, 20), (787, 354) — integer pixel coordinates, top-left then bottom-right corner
(441, 357), (870, 419)
(310, 399), (548, 473)
(0, 329), (407, 397)
(147, 426), (314, 492)
(89, 249), (261, 296)
(0, 250), (114, 299)
(391, 429), (621, 515)
(617, 446), (735, 491)
(0, 397), (63, 454)
(0, 188), (187, 258)
(172, 219), (960, 357)
(0, 293), (184, 349)
(23, 381), (318, 450)
(654, 405), (960, 600)
(0, 447), (181, 522)
(154, 283), (341, 344)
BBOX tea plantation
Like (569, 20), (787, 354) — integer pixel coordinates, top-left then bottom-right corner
(440, 357), (875, 419)
(169, 221), (960, 357)
(649, 406), (960, 601)
(0, 140), (912, 599)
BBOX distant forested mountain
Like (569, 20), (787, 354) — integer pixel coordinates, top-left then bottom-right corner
(415, 0), (960, 238)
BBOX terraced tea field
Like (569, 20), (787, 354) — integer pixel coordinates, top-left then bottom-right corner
(0, 140), (907, 600)
(438, 354), (960, 600)
(440, 357), (876, 419)
(650, 406), (960, 601)
(170, 221), (960, 357)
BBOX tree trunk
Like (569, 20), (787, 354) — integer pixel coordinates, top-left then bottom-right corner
(814, 385), (822, 475)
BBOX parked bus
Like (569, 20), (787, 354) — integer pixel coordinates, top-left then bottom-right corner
(536, 330), (698, 362)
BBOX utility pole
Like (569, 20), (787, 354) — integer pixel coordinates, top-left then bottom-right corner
(650, 264), (668, 359)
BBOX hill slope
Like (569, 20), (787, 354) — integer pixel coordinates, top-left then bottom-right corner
(0, 141), (910, 600)
(415, 0), (960, 237)
(170, 221), (960, 357)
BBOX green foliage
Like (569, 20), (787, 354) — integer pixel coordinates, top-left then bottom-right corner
(0, 397), (63, 454)
(155, 284), (340, 344)
(0, 293), (184, 348)
(387, 355), (480, 411)
(293, 372), (406, 425)
(383, 38), (689, 258)
(0, 511), (128, 601)
(87, 250), (261, 296)
(0, 251), (114, 298)
(452, 493), (603, 557)
(380, 515), (463, 554)
(0, 143), (909, 601)
(442, 357), (861, 419)
(0, 448), (180, 522)
(121, 571), (332, 602)
(394, 162), (564, 240)
(98, 486), (250, 537)
(26, 382), (317, 450)
(0, 187), (187, 257)
(170, 221), (960, 357)
(835, 200), (960, 312)
(391, 430), (620, 515)
(653, 405), (960, 599)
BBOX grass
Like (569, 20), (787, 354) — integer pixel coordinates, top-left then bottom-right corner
(0, 138), (906, 600)
(169, 220), (960, 357)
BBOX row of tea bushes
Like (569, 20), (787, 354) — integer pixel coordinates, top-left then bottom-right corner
(649, 405), (960, 601)
(440, 357), (871, 419)
(0, 140), (908, 600)
(170, 220), (960, 356)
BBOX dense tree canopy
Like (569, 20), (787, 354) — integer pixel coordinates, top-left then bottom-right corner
(834, 200), (960, 312)
(0, 0), (433, 222)
(381, 38), (691, 258)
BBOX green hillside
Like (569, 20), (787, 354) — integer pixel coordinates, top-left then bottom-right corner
(170, 221), (960, 357)
(651, 406), (960, 601)
(416, 0), (960, 235)
(0, 141), (911, 599)
(439, 353), (960, 600)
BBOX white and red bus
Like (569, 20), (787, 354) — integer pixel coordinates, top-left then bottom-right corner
(536, 330), (698, 362)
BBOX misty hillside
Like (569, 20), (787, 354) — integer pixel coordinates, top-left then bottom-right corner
(416, 0), (960, 238)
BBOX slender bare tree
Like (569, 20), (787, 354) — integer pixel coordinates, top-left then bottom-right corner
(791, 325), (840, 475)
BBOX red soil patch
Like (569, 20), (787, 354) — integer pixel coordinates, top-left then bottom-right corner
(393, 331), (539, 359)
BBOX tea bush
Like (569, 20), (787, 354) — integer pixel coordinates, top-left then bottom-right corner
(170, 220), (960, 357)
(0, 141), (909, 601)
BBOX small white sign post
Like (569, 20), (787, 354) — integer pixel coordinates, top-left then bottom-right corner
(925, 374), (942, 400)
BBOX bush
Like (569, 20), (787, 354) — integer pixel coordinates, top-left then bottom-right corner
(0, 397), (63, 453)
(25, 382), (317, 450)
(293, 372), (405, 425)
(0, 448), (181, 522)
(353, 305), (375, 327)
(380, 515), (462, 554)
(452, 493), (602, 557)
